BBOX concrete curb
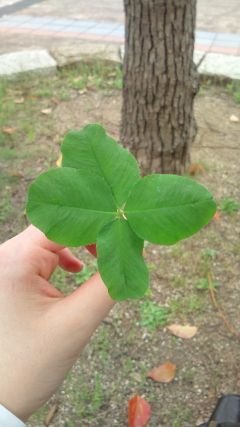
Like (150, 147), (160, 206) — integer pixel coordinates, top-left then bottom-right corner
(195, 50), (240, 81)
(0, 49), (56, 76)
(0, 46), (239, 81)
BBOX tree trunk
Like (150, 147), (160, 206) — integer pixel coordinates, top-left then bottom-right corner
(121, 0), (199, 175)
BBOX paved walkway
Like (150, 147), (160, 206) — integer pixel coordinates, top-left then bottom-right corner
(0, 13), (240, 57)
(0, 0), (239, 79)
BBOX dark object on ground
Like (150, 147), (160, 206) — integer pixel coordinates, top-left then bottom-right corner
(197, 394), (240, 426)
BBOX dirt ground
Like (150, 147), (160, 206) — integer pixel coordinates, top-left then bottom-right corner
(0, 66), (240, 427)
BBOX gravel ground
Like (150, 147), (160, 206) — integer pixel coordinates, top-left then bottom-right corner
(0, 69), (239, 427)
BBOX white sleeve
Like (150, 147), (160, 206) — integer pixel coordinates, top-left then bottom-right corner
(0, 404), (26, 427)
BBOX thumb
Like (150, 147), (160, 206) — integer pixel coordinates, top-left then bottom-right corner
(54, 273), (115, 350)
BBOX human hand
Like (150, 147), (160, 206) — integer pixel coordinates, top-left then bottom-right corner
(0, 226), (114, 421)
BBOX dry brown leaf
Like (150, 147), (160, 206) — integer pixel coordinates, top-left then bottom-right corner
(56, 154), (62, 167)
(147, 361), (176, 383)
(213, 211), (220, 221)
(10, 171), (24, 178)
(44, 402), (58, 426)
(167, 324), (197, 339)
(188, 163), (205, 176)
(229, 114), (239, 123)
(2, 127), (16, 135)
(41, 108), (52, 115)
(14, 97), (24, 104)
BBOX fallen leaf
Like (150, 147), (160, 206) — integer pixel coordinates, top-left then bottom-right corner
(213, 211), (220, 221)
(86, 243), (97, 257)
(10, 171), (24, 178)
(2, 127), (16, 135)
(56, 154), (62, 167)
(229, 114), (239, 123)
(44, 402), (58, 426)
(167, 324), (197, 339)
(41, 108), (52, 115)
(51, 97), (60, 105)
(14, 97), (24, 104)
(188, 163), (205, 176)
(79, 89), (87, 95)
(147, 361), (176, 383)
(128, 395), (151, 427)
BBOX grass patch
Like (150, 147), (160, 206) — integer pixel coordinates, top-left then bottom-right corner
(65, 371), (106, 420)
(201, 248), (218, 260)
(170, 407), (192, 427)
(91, 326), (112, 365)
(195, 277), (219, 291)
(0, 147), (17, 160)
(226, 81), (240, 104)
(140, 300), (170, 330)
(74, 260), (98, 285)
(63, 60), (123, 91)
(169, 293), (205, 316)
(219, 197), (240, 215)
(0, 188), (13, 224)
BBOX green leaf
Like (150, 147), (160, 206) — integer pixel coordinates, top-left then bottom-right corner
(125, 174), (216, 245)
(97, 219), (149, 300)
(26, 168), (116, 246)
(61, 124), (140, 206)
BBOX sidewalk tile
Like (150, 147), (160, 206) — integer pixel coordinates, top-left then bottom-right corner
(40, 22), (69, 30)
(2, 14), (30, 23)
(83, 26), (115, 35)
(54, 31), (84, 38)
(59, 27), (82, 33)
(0, 21), (18, 27)
(18, 22), (42, 29)
(29, 29), (63, 37)
(209, 45), (239, 55)
(87, 21), (119, 31)
(102, 34), (124, 44)
(29, 17), (55, 25)
(64, 19), (98, 28)
(108, 26), (124, 36)
(194, 44), (211, 53)
(212, 38), (240, 48)
(195, 37), (215, 47)
(215, 32), (240, 42)
(46, 18), (81, 26)
(195, 30), (216, 41)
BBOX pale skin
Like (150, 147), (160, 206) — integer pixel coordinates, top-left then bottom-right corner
(0, 226), (114, 422)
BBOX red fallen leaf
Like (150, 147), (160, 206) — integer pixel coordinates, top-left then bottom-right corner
(2, 126), (16, 135)
(86, 244), (97, 257)
(167, 324), (197, 339)
(147, 361), (176, 383)
(128, 395), (151, 427)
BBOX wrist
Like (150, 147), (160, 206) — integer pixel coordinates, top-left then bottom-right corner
(0, 403), (26, 426)
(0, 394), (31, 422)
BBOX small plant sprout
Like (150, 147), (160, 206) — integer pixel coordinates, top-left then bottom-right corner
(26, 124), (216, 301)
(219, 197), (240, 215)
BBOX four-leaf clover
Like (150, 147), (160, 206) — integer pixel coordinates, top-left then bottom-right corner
(26, 124), (216, 300)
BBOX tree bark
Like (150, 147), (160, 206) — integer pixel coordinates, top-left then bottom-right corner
(121, 0), (199, 175)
